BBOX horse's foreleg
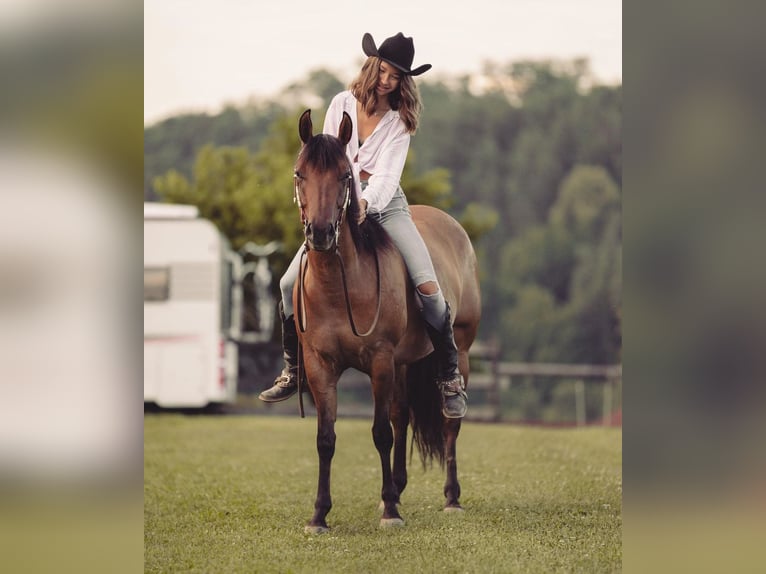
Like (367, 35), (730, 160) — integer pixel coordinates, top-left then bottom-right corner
(390, 365), (409, 501)
(306, 374), (338, 533)
(443, 418), (463, 511)
(370, 353), (403, 526)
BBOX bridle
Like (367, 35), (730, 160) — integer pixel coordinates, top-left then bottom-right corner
(294, 168), (382, 338)
(294, 170), (352, 249)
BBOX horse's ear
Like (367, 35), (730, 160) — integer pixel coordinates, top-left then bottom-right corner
(299, 109), (313, 144)
(338, 112), (353, 146)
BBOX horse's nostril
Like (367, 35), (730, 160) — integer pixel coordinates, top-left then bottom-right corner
(304, 220), (335, 251)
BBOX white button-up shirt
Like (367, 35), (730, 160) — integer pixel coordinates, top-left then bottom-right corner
(322, 90), (410, 213)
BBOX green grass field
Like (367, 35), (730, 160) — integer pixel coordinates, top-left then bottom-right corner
(145, 415), (621, 573)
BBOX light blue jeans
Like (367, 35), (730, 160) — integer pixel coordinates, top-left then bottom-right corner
(280, 185), (446, 327)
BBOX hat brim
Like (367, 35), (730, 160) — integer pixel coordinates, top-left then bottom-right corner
(381, 59), (432, 76)
(402, 63), (432, 76)
(361, 32), (432, 76)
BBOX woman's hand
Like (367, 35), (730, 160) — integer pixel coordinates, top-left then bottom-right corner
(357, 199), (368, 224)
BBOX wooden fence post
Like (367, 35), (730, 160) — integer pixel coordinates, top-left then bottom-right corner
(602, 378), (614, 427)
(575, 379), (586, 427)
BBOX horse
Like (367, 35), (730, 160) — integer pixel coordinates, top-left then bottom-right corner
(292, 109), (481, 533)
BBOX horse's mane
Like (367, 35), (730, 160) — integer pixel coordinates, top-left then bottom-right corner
(298, 134), (393, 255)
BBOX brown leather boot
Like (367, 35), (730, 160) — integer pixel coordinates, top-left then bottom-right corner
(258, 302), (299, 403)
(424, 302), (467, 419)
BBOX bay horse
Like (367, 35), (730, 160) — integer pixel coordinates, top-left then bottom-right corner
(293, 109), (480, 533)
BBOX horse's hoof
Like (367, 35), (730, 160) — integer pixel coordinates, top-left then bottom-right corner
(443, 505), (464, 513)
(304, 524), (330, 534)
(380, 517), (405, 528)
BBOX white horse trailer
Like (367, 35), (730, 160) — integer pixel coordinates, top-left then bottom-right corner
(144, 203), (242, 407)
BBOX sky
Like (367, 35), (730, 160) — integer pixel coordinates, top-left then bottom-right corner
(144, 0), (621, 125)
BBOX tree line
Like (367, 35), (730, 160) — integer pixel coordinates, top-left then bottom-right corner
(145, 59), (621, 365)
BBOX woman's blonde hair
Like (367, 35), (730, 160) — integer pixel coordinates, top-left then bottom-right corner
(349, 56), (423, 134)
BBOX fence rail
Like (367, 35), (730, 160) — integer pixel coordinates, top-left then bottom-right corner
(466, 342), (621, 425)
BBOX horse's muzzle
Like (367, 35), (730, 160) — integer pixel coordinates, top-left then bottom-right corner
(305, 221), (336, 252)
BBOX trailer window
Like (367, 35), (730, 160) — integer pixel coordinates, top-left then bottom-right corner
(144, 267), (169, 301)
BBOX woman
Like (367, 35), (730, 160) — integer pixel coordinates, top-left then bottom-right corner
(259, 32), (467, 418)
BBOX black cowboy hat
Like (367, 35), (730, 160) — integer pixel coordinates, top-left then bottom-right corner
(362, 32), (432, 76)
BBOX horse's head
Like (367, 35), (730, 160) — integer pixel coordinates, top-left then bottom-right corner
(294, 109), (354, 252)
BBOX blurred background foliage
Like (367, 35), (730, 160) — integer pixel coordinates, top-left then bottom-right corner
(145, 59), (621, 365)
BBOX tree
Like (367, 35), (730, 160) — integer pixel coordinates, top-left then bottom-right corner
(500, 225), (576, 304)
(495, 163), (621, 365)
(550, 165), (621, 243)
(152, 144), (260, 249)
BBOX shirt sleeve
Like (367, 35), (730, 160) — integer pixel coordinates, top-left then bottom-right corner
(361, 126), (410, 213)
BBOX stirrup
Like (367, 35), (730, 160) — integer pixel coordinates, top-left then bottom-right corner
(258, 369), (298, 403)
(274, 371), (297, 388)
(438, 374), (467, 419)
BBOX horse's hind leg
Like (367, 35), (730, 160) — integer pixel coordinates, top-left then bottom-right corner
(371, 353), (404, 526)
(444, 343), (471, 511)
(443, 418), (463, 511)
(390, 365), (409, 501)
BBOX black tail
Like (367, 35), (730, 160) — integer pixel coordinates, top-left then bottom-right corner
(406, 352), (445, 469)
